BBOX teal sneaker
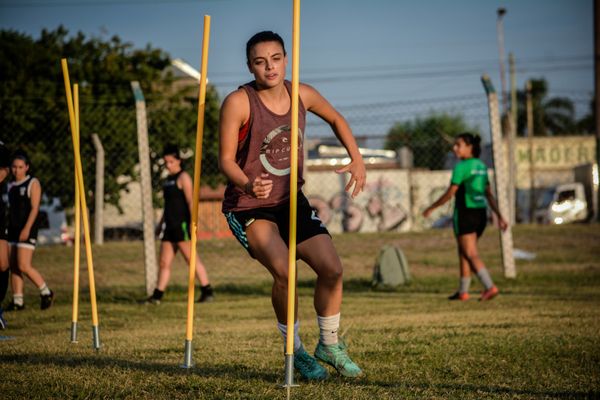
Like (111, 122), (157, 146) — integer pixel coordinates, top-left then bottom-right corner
(294, 345), (329, 381)
(314, 339), (363, 378)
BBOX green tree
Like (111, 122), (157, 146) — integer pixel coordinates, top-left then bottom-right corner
(575, 96), (595, 134)
(514, 78), (576, 136)
(384, 112), (481, 170)
(0, 27), (221, 212)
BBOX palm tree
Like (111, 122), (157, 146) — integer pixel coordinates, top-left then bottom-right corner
(513, 78), (576, 136)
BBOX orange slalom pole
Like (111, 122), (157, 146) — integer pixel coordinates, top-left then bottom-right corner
(182, 14), (211, 369)
(61, 59), (101, 350)
(71, 83), (81, 343)
(283, 0), (301, 394)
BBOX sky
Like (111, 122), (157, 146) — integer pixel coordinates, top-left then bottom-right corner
(0, 0), (593, 141)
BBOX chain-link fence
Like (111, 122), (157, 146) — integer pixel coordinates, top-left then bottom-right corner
(2, 81), (596, 286)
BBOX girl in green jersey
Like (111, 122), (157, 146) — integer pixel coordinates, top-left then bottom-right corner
(423, 133), (507, 301)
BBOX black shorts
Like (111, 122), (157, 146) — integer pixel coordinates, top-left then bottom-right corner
(224, 192), (330, 258)
(8, 225), (39, 249)
(453, 208), (487, 237)
(160, 221), (191, 243)
(0, 221), (7, 241)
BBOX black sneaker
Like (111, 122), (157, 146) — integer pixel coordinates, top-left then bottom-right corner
(196, 286), (214, 303)
(5, 302), (25, 312)
(141, 296), (161, 305)
(40, 290), (54, 310)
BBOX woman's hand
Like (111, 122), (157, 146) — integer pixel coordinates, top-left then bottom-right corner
(422, 207), (434, 218)
(19, 227), (30, 242)
(336, 160), (366, 198)
(245, 173), (273, 199)
(498, 217), (508, 232)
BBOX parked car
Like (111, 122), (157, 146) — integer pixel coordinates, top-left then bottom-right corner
(37, 196), (72, 246)
(534, 183), (588, 225)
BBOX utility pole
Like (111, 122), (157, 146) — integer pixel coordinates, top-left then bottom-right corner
(526, 81), (535, 223)
(509, 52), (517, 224)
(496, 7), (516, 224)
(595, 0), (600, 221)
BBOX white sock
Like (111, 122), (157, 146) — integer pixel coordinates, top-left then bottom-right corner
(13, 294), (24, 306)
(459, 277), (471, 294)
(277, 320), (302, 353)
(39, 283), (51, 296)
(317, 313), (340, 345)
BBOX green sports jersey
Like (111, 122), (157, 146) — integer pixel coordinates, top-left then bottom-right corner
(451, 158), (488, 209)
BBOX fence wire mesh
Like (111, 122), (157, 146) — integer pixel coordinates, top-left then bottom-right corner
(1, 81), (595, 288)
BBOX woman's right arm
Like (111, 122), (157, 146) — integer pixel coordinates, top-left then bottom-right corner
(422, 185), (458, 218)
(218, 90), (272, 199)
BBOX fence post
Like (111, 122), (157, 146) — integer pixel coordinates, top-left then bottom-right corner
(91, 133), (104, 245)
(482, 75), (517, 279)
(131, 81), (158, 296)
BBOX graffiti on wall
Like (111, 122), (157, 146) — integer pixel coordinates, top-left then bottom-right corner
(307, 175), (410, 233)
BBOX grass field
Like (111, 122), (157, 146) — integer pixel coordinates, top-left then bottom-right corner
(1, 224), (599, 399)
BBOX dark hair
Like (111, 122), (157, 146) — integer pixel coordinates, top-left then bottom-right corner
(162, 144), (181, 160)
(456, 133), (481, 157)
(246, 31), (286, 66)
(0, 141), (9, 168)
(12, 149), (30, 165)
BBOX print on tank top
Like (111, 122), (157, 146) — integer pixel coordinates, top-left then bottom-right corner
(259, 125), (303, 177)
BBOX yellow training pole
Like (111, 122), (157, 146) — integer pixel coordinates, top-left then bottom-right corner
(61, 59), (101, 350)
(284, 0), (301, 393)
(182, 14), (211, 369)
(71, 83), (81, 344)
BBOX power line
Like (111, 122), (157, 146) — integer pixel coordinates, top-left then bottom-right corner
(0, 0), (224, 8)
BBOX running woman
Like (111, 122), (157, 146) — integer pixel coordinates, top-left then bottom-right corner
(219, 31), (366, 380)
(5, 150), (54, 311)
(0, 141), (10, 327)
(423, 133), (507, 301)
(144, 144), (214, 304)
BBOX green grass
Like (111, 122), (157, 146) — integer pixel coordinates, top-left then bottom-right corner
(1, 224), (599, 399)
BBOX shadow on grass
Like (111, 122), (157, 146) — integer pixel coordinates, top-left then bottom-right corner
(0, 352), (279, 382)
(3, 352), (595, 398)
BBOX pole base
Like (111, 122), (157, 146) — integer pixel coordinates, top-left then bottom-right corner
(280, 354), (299, 388)
(180, 339), (194, 369)
(92, 325), (101, 350)
(70, 321), (78, 343)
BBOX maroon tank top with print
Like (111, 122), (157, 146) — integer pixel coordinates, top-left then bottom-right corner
(222, 80), (306, 212)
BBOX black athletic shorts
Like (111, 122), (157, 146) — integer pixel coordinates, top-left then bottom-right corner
(453, 207), (487, 237)
(224, 192), (330, 258)
(0, 221), (7, 241)
(8, 225), (39, 249)
(160, 221), (191, 243)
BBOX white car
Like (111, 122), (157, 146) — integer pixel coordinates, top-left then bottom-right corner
(37, 196), (72, 246)
(535, 183), (589, 225)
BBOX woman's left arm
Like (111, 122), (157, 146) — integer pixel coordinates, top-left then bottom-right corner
(20, 178), (41, 241)
(179, 172), (195, 219)
(485, 184), (508, 231)
(300, 83), (366, 198)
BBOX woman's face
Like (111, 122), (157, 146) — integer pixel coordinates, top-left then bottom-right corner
(247, 41), (287, 88)
(453, 138), (473, 159)
(163, 154), (181, 174)
(11, 158), (29, 180)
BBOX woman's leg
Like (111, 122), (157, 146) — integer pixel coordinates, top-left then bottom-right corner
(178, 241), (210, 287)
(156, 241), (176, 291)
(457, 234), (497, 298)
(245, 219), (294, 324)
(297, 234), (343, 317)
(457, 233), (484, 272)
(0, 240), (9, 303)
(16, 246), (45, 287)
